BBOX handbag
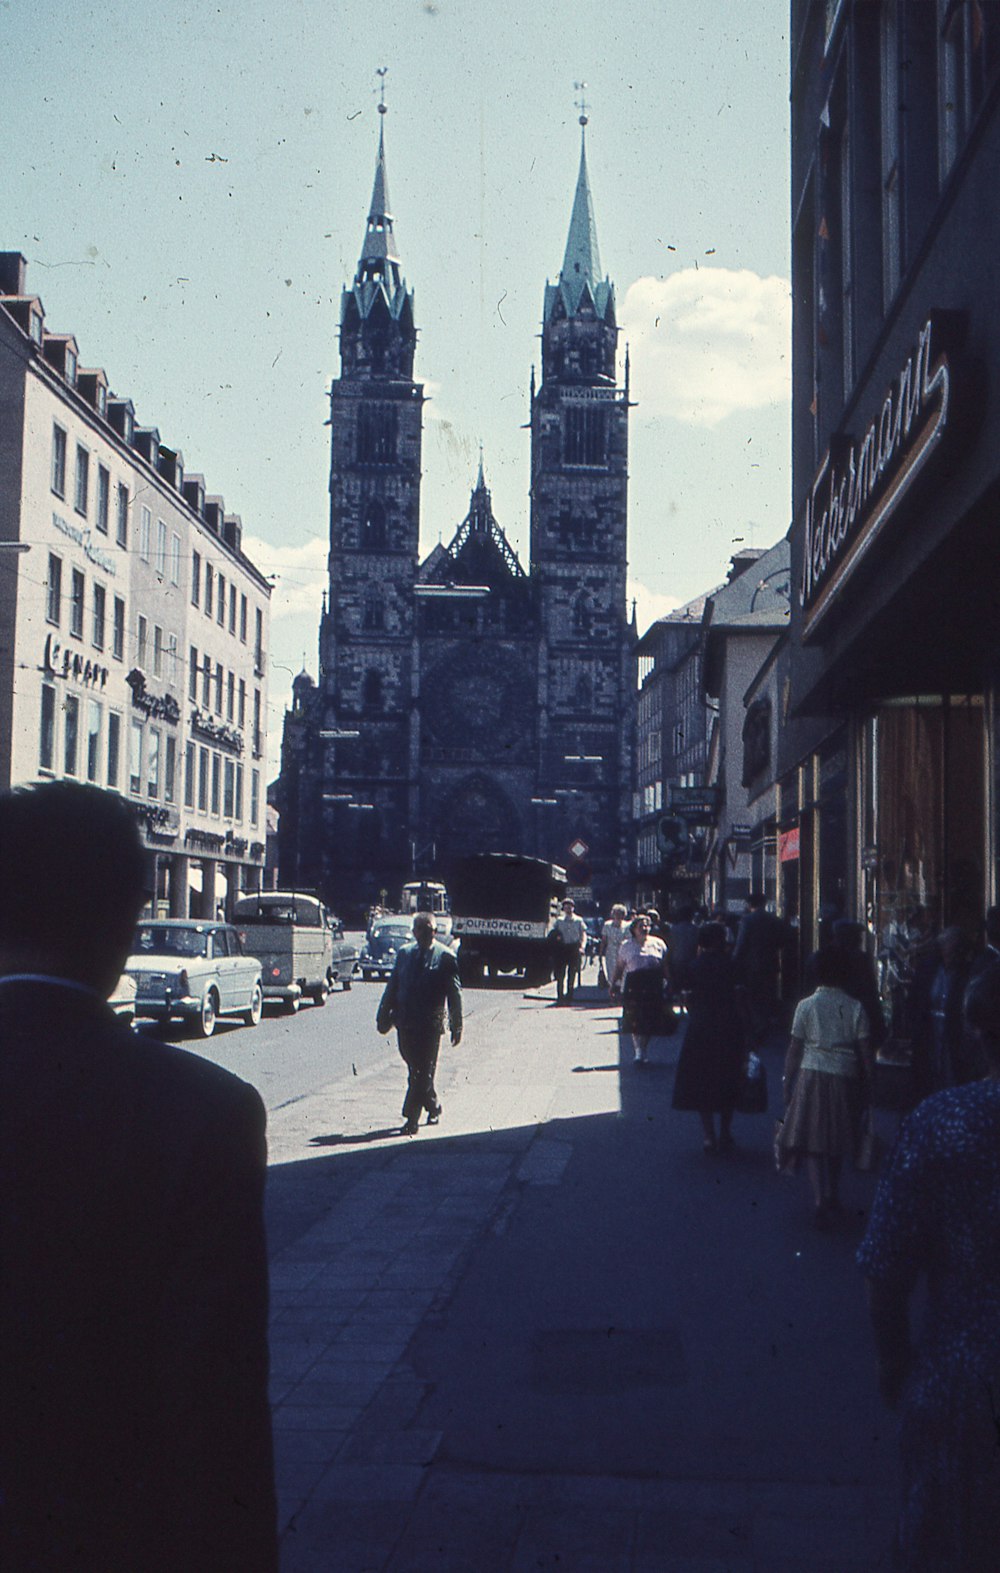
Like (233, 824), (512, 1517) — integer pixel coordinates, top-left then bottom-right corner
(854, 1108), (884, 1172)
(736, 1051), (768, 1115)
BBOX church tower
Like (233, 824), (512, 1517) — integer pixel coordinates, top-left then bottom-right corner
(530, 112), (634, 900)
(317, 100), (422, 908)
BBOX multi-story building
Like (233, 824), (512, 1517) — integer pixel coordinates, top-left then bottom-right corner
(634, 592), (715, 910)
(784, 4), (1000, 988)
(277, 111), (637, 915)
(0, 252), (271, 916)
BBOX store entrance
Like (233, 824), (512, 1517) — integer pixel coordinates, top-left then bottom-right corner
(861, 696), (987, 1044)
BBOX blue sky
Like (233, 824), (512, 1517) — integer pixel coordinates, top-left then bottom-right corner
(5, 0), (790, 726)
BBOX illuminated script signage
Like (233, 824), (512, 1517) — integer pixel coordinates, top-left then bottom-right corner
(800, 314), (955, 637)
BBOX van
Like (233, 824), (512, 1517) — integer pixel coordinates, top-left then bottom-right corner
(232, 891), (358, 1011)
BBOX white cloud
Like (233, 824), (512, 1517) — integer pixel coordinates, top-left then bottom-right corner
(627, 577), (683, 637)
(620, 268), (791, 428)
(241, 532), (326, 623)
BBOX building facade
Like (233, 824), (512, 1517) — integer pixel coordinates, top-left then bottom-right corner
(0, 253), (272, 915)
(785, 3), (1000, 989)
(277, 116), (637, 915)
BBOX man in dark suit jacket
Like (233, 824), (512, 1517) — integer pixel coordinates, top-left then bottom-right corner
(377, 911), (463, 1135)
(0, 781), (277, 1571)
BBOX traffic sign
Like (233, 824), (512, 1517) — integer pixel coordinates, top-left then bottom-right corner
(568, 838), (589, 861)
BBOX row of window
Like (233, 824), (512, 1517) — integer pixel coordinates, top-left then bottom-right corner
(187, 643), (262, 741)
(47, 552), (126, 657)
(38, 684), (261, 828)
(52, 425), (129, 545)
(191, 552), (264, 658)
(51, 428), (265, 662)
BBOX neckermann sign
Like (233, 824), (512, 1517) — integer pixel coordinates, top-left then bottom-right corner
(800, 313), (961, 639)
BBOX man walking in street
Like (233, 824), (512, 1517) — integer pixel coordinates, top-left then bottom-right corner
(377, 911), (463, 1135)
(0, 781), (277, 1571)
(550, 896), (588, 1004)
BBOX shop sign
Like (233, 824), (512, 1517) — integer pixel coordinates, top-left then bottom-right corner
(669, 784), (720, 822)
(729, 824), (754, 844)
(778, 827), (800, 863)
(249, 841), (266, 861)
(800, 313), (956, 637)
(566, 884), (593, 903)
(185, 828), (226, 854)
(43, 633), (109, 690)
(52, 510), (117, 576)
(190, 708), (243, 755)
(130, 801), (179, 842)
(225, 830), (248, 858)
(127, 669), (180, 725)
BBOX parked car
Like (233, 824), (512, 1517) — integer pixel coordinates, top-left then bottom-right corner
(232, 890), (358, 1010)
(125, 919), (263, 1038)
(359, 914), (416, 981)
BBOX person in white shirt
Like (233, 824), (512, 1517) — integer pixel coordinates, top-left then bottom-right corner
(599, 904), (628, 995)
(551, 898), (587, 1004)
(612, 914), (669, 1064)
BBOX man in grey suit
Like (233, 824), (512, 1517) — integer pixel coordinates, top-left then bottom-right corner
(377, 911), (463, 1135)
(0, 781), (276, 1571)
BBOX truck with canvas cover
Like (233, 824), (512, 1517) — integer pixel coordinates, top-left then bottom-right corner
(448, 854), (567, 985)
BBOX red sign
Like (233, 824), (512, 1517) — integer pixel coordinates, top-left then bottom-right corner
(778, 828), (800, 863)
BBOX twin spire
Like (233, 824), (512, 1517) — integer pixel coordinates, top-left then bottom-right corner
(353, 98), (611, 322)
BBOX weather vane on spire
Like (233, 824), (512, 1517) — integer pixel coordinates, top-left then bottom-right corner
(376, 65), (388, 117)
(573, 80), (589, 127)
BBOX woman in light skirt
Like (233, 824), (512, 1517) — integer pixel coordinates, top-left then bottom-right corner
(778, 945), (873, 1228)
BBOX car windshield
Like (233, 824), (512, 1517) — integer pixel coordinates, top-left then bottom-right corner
(233, 898), (322, 927)
(372, 921), (412, 942)
(134, 924), (211, 959)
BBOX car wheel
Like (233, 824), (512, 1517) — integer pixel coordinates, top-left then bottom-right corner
(361, 969), (373, 982)
(309, 982), (329, 1007)
(197, 989), (218, 1039)
(284, 995), (300, 1014)
(243, 981), (263, 1027)
(341, 973), (352, 992)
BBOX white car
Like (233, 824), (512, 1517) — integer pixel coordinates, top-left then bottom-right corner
(125, 919), (263, 1038)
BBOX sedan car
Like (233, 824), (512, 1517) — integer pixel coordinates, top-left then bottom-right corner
(125, 920), (263, 1038)
(359, 915), (415, 981)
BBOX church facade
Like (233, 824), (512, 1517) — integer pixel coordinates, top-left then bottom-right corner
(276, 114), (637, 916)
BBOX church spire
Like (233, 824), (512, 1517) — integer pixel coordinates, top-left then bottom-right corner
(339, 71), (416, 377)
(559, 126), (603, 308)
(543, 92), (615, 330)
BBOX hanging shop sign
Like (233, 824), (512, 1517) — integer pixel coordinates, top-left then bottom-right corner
(778, 827), (800, 863)
(43, 633), (109, 690)
(799, 312), (962, 639)
(668, 784), (720, 822)
(127, 669), (180, 724)
(741, 699), (772, 787)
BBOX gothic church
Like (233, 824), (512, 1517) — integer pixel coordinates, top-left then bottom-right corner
(277, 109), (637, 914)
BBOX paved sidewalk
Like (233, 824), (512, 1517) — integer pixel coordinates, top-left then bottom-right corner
(265, 981), (900, 1571)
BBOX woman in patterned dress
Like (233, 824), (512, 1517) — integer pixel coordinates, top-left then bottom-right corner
(857, 961), (1000, 1572)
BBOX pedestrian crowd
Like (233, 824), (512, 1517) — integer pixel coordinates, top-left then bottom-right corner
(2, 777), (997, 1573)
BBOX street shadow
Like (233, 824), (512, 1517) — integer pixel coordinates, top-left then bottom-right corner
(308, 1127), (406, 1147)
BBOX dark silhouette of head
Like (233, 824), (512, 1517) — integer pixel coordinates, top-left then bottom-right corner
(697, 922), (727, 953)
(747, 893), (768, 911)
(673, 903), (695, 923)
(815, 945), (851, 989)
(0, 781), (149, 995)
(963, 962), (1000, 1074)
(832, 919), (863, 951)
